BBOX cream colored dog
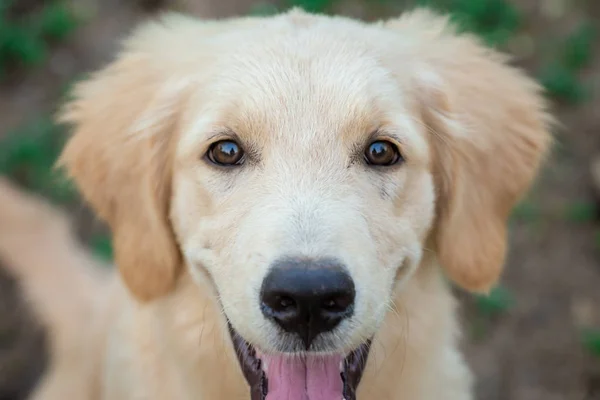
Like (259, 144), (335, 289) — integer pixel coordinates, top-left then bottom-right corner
(0, 7), (551, 400)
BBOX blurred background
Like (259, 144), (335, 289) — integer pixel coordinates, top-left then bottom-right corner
(0, 0), (599, 399)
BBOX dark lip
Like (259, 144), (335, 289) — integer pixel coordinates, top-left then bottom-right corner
(228, 324), (269, 399)
(341, 340), (372, 400)
(227, 323), (372, 400)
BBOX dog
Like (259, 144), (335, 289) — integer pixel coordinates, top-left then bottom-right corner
(0, 7), (552, 400)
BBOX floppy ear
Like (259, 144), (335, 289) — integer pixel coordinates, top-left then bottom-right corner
(57, 18), (199, 302)
(384, 10), (553, 293)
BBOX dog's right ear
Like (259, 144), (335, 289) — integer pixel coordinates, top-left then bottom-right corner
(57, 16), (203, 302)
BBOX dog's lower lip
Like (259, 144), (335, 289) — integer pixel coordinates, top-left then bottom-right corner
(228, 324), (269, 399)
(341, 340), (372, 400)
(227, 323), (371, 400)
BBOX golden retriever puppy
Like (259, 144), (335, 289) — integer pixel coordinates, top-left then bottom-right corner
(0, 7), (552, 400)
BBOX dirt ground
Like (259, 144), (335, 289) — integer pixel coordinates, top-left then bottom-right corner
(0, 0), (599, 399)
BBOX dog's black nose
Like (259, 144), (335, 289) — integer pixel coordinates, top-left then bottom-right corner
(260, 258), (355, 349)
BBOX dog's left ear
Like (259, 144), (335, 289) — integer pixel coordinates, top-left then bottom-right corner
(383, 10), (553, 293)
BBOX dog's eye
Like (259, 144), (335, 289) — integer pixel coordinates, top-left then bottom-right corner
(207, 140), (245, 166)
(364, 140), (402, 166)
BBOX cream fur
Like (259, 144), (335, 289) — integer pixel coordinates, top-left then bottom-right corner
(0, 8), (551, 400)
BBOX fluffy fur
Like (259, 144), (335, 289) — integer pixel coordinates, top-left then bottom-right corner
(0, 8), (551, 400)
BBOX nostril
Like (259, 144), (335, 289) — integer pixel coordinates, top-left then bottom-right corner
(322, 298), (337, 310)
(264, 294), (297, 314)
(260, 290), (302, 326)
(321, 293), (354, 314)
(276, 295), (296, 311)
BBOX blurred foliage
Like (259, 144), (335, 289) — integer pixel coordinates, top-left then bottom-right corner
(475, 285), (515, 317)
(0, 0), (78, 78)
(565, 201), (598, 224)
(468, 285), (514, 341)
(38, 2), (79, 41)
(289, 0), (332, 14)
(89, 234), (114, 261)
(581, 328), (600, 358)
(562, 23), (595, 71)
(540, 22), (596, 104)
(0, 116), (76, 203)
(415, 0), (520, 46)
(511, 200), (541, 223)
(0, 115), (114, 259)
(539, 63), (587, 104)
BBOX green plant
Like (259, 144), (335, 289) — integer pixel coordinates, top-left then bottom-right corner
(291, 0), (334, 13)
(581, 328), (600, 358)
(414, 0), (520, 47)
(562, 23), (595, 71)
(469, 285), (514, 341)
(453, 0), (520, 46)
(540, 63), (588, 104)
(0, 1), (78, 76)
(0, 116), (76, 203)
(540, 22), (595, 104)
(0, 23), (46, 68)
(564, 200), (597, 223)
(39, 2), (78, 41)
(475, 285), (514, 317)
(511, 200), (541, 223)
(90, 234), (114, 261)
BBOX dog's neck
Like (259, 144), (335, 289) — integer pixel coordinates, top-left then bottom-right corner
(111, 255), (470, 399)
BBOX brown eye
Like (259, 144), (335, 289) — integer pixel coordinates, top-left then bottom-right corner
(364, 140), (402, 166)
(207, 140), (245, 166)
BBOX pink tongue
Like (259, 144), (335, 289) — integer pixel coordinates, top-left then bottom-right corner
(262, 354), (344, 400)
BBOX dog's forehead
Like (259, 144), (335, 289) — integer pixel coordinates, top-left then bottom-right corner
(204, 25), (409, 144)
(177, 15), (429, 164)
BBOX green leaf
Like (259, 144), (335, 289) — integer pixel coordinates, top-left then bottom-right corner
(539, 63), (587, 104)
(288, 0), (333, 13)
(475, 285), (514, 316)
(564, 201), (597, 223)
(511, 200), (540, 223)
(37, 2), (78, 41)
(44, 170), (78, 203)
(0, 116), (68, 200)
(394, 0), (522, 48)
(562, 23), (595, 71)
(581, 328), (600, 358)
(90, 235), (114, 261)
(0, 25), (46, 67)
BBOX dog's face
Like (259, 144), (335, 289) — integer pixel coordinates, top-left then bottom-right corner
(171, 36), (435, 355)
(59, 9), (551, 400)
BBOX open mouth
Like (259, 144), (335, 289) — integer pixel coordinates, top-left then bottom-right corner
(228, 325), (372, 400)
